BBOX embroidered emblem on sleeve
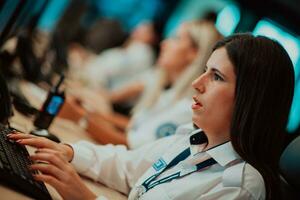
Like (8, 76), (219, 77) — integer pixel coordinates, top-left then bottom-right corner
(156, 123), (177, 139)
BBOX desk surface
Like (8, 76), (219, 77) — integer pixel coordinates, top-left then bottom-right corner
(1, 82), (127, 200)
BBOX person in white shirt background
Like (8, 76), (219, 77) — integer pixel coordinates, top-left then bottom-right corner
(58, 22), (160, 118)
(58, 20), (209, 129)
(9, 33), (295, 200)
(83, 20), (222, 147)
(68, 21), (158, 91)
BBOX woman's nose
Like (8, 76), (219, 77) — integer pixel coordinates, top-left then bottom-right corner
(192, 74), (206, 93)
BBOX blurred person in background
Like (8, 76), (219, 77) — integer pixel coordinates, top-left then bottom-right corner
(67, 21), (160, 91)
(83, 19), (222, 147)
(60, 21), (161, 117)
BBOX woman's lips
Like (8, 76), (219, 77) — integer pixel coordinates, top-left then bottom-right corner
(192, 96), (203, 109)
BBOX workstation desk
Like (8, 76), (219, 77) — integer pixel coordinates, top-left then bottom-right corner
(1, 82), (127, 200)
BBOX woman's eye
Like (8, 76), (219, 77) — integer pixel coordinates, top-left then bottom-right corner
(213, 73), (224, 81)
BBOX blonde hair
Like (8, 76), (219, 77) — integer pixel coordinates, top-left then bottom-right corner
(132, 20), (222, 115)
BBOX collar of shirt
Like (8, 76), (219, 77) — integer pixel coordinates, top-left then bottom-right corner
(189, 129), (241, 167)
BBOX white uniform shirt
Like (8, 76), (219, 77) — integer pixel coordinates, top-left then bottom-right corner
(82, 41), (155, 90)
(70, 124), (265, 200)
(127, 89), (193, 149)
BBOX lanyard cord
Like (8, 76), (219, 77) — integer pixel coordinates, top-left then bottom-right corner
(141, 148), (217, 193)
(142, 148), (190, 186)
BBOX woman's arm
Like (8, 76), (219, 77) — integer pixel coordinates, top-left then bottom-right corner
(69, 135), (181, 194)
(86, 115), (128, 145)
(109, 81), (144, 104)
(8, 131), (182, 195)
(89, 112), (130, 133)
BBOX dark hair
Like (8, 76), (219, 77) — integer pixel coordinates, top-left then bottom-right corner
(0, 73), (12, 124)
(213, 33), (295, 200)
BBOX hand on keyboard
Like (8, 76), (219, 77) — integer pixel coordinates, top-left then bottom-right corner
(8, 132), (73, 162)
(0, 125), (52, 199)
(8, 132), (97, 200)
(29, 148), (97, 200)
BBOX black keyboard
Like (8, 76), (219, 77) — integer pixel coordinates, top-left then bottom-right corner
(0, 124), (52, 200)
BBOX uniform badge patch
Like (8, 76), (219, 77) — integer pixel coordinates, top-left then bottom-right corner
(152, 158), (167, 171)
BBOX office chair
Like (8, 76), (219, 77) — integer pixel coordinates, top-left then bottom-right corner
(279, 135), (300, 199)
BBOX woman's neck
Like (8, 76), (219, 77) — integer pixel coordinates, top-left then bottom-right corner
(167, 68), (186, 85)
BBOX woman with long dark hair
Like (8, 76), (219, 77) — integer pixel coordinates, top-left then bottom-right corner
(220, 34), (294, 199)
(205, 34), (294, 199)
(9, 33), (294, 200)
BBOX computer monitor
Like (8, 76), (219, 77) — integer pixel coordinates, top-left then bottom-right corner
(37, 0), (71, 33)
(0, 0), (25, 47)
(7, 0), (49, 36)
(253, 19), (300, 133)
(0, 0), (49, 48)
(215, 3), (241, 36)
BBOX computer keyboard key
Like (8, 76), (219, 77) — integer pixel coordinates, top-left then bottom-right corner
(0, 124), (52, 200)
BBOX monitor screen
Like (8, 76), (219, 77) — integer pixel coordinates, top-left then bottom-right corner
(37, 0), (70, 33)
(215, 3), (240, 36)
(9, 0), (48, 34)
(253, 19), (300, 133)
(0, 0), (49, 46)
(0, 0), (23, 46)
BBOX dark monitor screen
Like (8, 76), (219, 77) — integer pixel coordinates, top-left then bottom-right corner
(8, 0), (48, 35)
(253, 19), (300, 133)
(0, 0), (25, 46)
(0, 0), (48, 47)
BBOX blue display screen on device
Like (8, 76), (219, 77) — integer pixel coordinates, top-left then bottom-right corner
(46, 96), (64, 115)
